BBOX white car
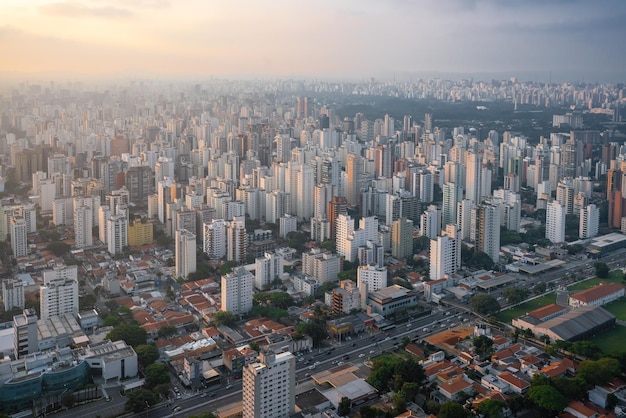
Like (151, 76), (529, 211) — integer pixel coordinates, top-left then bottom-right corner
(359, 353), (365, 358)
(308, 365), (315, 370)
(369, 350), (375, 354)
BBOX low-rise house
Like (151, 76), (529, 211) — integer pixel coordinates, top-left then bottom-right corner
(438, 376), (474, 401)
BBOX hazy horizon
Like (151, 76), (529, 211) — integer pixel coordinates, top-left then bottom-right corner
(2, 0), (626, 83)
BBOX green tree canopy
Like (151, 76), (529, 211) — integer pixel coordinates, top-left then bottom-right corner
(502, 287), (529, 304)
(46, 241), (71, 257)
(470, 294), (501, 315)
(144, 363), (170, 389)
(527, 385), (568, 413)
(106, 324), (147, 348)
(594, 262), (610, 278)
(135, 344), (159, 368)
(157, 325), (178, 339)
(476, 399), (506, 418)
(124, 389), (159, 413)
(213, 310), (237, 326)
(578, 357), (620, 386)
(473, 335), (494, 359)
(338, 397), (351, 416)
(438, 401), (467, 418)
(253, 291), (294, 309)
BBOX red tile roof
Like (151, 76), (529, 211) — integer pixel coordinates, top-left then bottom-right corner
(570, 283), (624, 304)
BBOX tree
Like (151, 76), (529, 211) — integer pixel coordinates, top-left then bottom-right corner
(338, 397), (351, 416)
(473, 335), (494, 359)
(502, 287), (529, 304)
(438, 401), (467, 418)
(527, 385), (568, 413)
(79, 294), (97, 310)
(594, 262), (610, 278)
(153, 383), (171, 398)
(552, 377), (587, 400)
(62, 390), (76, 408)
(47, 241), (72, 257)
(157, 325), (177, 339)
(124, 389), (158, 413)
(106, 324), (147, 348)
(476, 399), (506, 418)
(296, 321), (327, 347)
(392, 392), (407, 414)
(213, 310), (237, 326)
(470, 294), (501, 315)
(135, 344), (159, 368)
(402, 382), (420, 402)
(534, 282), (547, 294)
(144, 363), (170, 389)
(578, 357), (620, 386)
(103, 312), (120, 327)
(249, 342), (260, 352)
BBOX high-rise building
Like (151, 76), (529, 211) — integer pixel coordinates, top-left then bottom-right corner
(226, 216), (247, 262)
(128, 220), (154, 247)
(429, 225), (460, 281)
(74, 203), (93, 248)
(442, 182), (463, 228)
(465, 152), (483, 204)
(107, 214), (128, 255)
(420, 205), (440, 239)
(125, 166), (153, 203)
(580, 204), (600, 239)
(203, 219), (226, 259)
(254, 252), (283, 290)
(346, 153), (363, 207)
(327, 196), (348, 241)
(457, 199), (475, 240)
(221, 267), (254, 315)
(546, 200), (566, 244)
(357, 264), (388, 292)
(474, 204), (501, 263)
(175, 229), (197, 279)
(40, 265), (79, 320)
(2, 278), (24, 312)
(242, 351), (296, 418)
(296, 164), (314, 220)
(9, 216), (28, 257)
(391, 217), (413, 259)
(13, 308), (38, 359)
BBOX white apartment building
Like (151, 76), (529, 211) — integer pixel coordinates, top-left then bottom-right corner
(221, 267), (254, 315)
(203, 219), (226, 259)
(357, 264), (388, 292)
(107, 214), (128, 255)
(175, 228), (197, 279)
(74, 203), (93, 248)
(302, 248), (341, 283)
(40, 265), (79, 320)
(10, 216), (28, 257)
(579, 204), (599, 239)
(254, 252), (283, 290)
(226, 216), (247, 263)
(242, 351), (295, 418)
(430, 225), (460, 281)
(546, 200), (566, 244)
(2, 278), (24, 312)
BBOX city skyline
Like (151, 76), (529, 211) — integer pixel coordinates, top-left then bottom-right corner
(1, 0), (626, 82)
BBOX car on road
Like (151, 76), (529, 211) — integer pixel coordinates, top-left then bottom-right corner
(309, 365), (315, 370)
(369, 350), (375, 354)
(226, 384), (232, 389)
(174, 406), (182, 412)
(359, 353), (365, 358)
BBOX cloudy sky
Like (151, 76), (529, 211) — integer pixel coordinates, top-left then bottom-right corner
(1, 0), (625, 81)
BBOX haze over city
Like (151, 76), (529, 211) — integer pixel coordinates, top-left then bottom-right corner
(1, 0), (626, 82)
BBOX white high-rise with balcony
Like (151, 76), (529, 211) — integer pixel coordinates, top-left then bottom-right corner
(221, 267), (254, 315)
(579, 204), (599, 239)
(242, 351), (295, 418)
(175, 229), (196, 279)
(40, 265), (79, 320)
(546, 200), (566, 244)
